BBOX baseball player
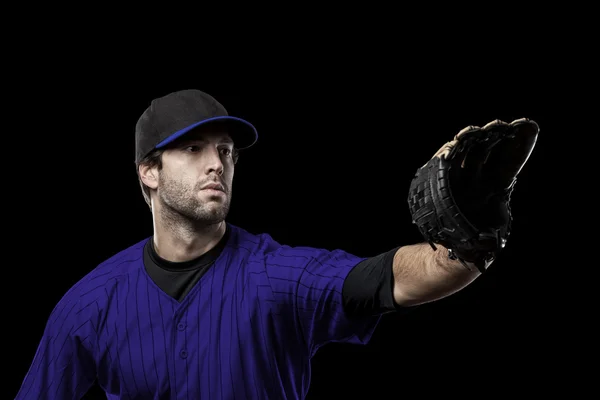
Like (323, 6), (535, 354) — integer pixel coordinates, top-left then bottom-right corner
(15, 89), (539, 399)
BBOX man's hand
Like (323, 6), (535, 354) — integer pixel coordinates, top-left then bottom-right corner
(407, 118), (540, 273)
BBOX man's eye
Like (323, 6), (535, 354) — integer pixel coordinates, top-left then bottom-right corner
(185, 145), (200, 152)
(220, 148), (232, 156)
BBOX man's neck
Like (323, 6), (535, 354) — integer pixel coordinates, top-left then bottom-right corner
(152, 218), (227, 263)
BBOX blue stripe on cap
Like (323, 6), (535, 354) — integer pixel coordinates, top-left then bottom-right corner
(156, 116), (258, 149)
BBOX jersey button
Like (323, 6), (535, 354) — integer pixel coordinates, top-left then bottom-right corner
(177, 323), (186, 331)
(180, 349), (188, 359)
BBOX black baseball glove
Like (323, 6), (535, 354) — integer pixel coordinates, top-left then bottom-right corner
(407, 118), (539, 273)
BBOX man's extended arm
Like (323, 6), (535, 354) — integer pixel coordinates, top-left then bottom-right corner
(392, 243), (481, 306)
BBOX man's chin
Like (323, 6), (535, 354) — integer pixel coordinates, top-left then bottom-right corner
(191, 206), (229, 224)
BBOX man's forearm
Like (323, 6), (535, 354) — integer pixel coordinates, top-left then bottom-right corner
(392, 243), (483, 306)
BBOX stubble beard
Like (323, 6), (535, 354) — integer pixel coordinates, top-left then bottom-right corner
(158, 172), (231, 226)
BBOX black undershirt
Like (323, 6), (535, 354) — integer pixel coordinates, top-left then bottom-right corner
(144, 225), (402, 316)
(143, 225), (231, 301)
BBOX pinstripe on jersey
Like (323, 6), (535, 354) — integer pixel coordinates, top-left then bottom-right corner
(17, 224), (382, 399)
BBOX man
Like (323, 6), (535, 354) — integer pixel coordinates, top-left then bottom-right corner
(16, 89), (539, 399)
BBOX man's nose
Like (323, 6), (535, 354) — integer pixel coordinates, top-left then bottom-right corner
(204, 147), (224, 175)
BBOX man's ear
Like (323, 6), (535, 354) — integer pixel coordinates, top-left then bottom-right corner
(139, 164), (159, 190)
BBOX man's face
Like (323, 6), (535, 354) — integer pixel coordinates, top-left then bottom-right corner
(156, 127), (236, 224)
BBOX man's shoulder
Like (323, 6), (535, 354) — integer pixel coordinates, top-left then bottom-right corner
(95, 237), (149, 270)
(228, 223), (281, 254)
(228, 224), (316, 259)
(57, 237), (150, 307)
(84, 236), (149, 280)
(229, 224), (364, 267)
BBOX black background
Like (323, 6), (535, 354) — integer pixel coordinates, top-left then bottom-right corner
(5, 25), (582, 398)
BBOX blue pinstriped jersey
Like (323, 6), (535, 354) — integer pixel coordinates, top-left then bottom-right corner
(17, 224), (382, 399)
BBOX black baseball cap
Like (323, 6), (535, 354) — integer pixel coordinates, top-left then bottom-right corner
(135, 89), (258, 163)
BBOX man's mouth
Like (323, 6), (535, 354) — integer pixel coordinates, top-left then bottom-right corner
(200, 182), (225, 192)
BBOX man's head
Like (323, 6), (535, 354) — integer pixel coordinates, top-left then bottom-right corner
(134, 89), (257, 224)
(138, 124), (238, 223)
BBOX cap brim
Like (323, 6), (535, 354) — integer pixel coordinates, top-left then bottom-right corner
(156, 116), (258, 150)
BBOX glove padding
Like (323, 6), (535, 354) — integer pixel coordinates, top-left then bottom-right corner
(407, 118), (539, 273)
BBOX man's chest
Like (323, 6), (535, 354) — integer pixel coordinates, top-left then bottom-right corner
(94, 277), (277, 398)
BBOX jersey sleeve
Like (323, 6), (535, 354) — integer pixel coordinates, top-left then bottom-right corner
(263, 245), (382, 354)
(15, 286), (99, 400)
